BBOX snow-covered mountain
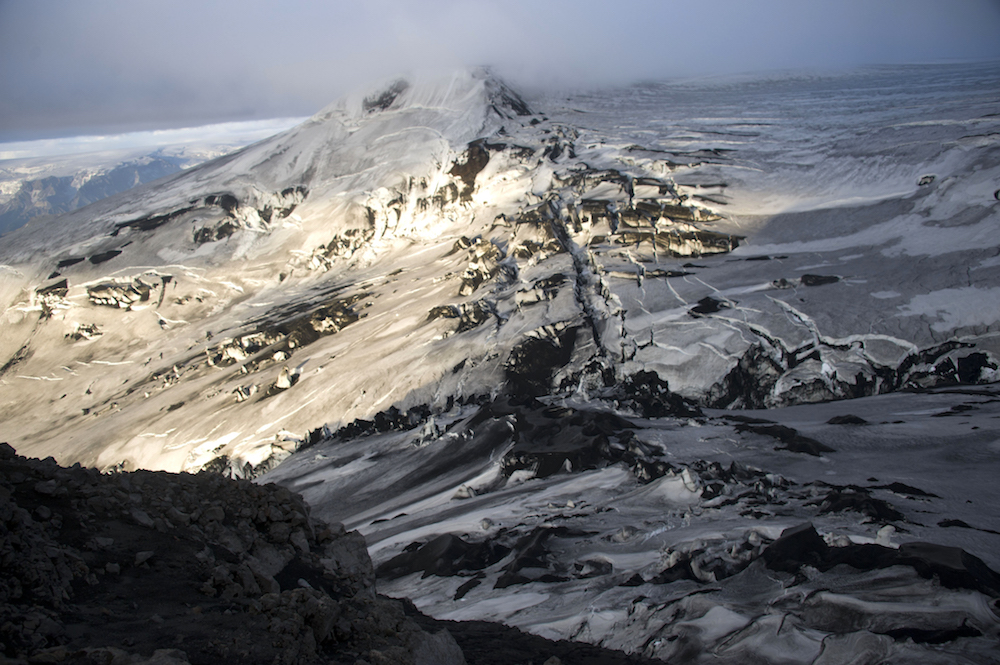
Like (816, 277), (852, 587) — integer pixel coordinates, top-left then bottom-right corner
(2, 65), (999, 662)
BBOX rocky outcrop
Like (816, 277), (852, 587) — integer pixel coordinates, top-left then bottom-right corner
(87, 276), (156, 309)
(363, 80), (410, 114)
(706, 336), (1000, 410)
(0, 443), (464, 665)
(0, 443), (668, 665)
(193, 187), (307, 243)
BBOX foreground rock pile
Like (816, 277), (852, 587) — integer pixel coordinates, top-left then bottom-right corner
(0, 442), (466, 665)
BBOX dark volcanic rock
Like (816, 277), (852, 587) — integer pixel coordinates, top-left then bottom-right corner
(871, 482), (940, 499)
(88, 249), (123, 265)
(813, 487), (905, 522)
(36, 279), (69, 299)
(762, 523), (1000, 597)
(826, 414), (869, 425)
(800, 273), (840, 286)
(504, 325), (578, 397)
(733, 422), (835, 455)
(0, 444), (667, 664)
(363, 79), (410, 114)
(56, 257), (85, 268)
(617, 370), (703, 418)
(761, 523), (830, 573)
(402, 604), (664, 665)
(0, 443), (464, 665)
(468, 398), (635, 480)
(449, 141), (492, 201)
(688, 296), (729, 316)
(884, 622), (983, 644)
(376, 534), (509, 580)
(938, 518), (1000, 536)
(331, 404), (433, 441)
(87, 278), (153, 309)
(706, 344), (784, 409)
(896, 541), (1000, 597)
(957, 352), (998, 383)
(114, 206), (195, 233)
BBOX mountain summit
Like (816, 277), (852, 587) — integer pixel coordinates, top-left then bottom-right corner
(0, 68), (739, 474)
(0, 69), (529, 263)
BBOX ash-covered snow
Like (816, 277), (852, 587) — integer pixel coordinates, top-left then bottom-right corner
(2, 64), (1000, 662)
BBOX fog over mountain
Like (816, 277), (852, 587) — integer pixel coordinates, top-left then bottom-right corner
(2, 64), (1000, 663)
(2, 0), (999, 141)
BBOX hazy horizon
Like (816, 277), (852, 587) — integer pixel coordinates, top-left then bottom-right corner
(2, 0), (999, 143)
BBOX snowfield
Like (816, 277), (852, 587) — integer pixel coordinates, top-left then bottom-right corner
(2, 64), (1000, 662)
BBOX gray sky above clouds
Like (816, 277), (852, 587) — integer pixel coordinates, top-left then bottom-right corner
(1, 0), (999, 141)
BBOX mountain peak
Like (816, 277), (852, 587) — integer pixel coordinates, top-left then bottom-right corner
(313, 68), (533, 125)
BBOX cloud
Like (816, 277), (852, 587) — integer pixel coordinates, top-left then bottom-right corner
(1, 0), (998, 140)
(0, 117), (305, 160)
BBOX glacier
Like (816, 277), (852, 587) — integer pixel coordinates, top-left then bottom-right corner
(1, 64), (1000, 662)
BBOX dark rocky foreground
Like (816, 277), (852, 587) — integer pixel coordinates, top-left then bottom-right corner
(0, 443), (660, 665)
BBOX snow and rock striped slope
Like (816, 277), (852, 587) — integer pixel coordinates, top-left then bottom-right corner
(0, 68), (740, 474)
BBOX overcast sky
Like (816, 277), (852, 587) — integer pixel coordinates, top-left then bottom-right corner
(2, 0), (999, 141)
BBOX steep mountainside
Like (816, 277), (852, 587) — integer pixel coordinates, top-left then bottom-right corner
(0, 121), (301, 238)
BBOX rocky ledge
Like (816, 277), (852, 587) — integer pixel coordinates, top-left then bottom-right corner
(0, 443), (466, 665)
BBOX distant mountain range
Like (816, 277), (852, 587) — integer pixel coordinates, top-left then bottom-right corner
(0, 154), (188, 236)
(0, 119), (303, 238)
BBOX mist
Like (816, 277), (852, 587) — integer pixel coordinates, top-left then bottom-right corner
(2, 0), (999, 141)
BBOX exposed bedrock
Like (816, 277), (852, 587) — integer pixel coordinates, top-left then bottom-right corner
(615, 369), (704, 419)
(194, 187), (307, 243)
(363, 78), (410, 113)
(731, 420), (835, 456)
(763, 523), (1000, 598)
(504, 324), (579, 397)
(448, 140), (493, 202)
(0, 444), (467, 665)
(86, 275), (159, 309)
(102, 186), (307, 245)
(704, 333), (1000, 410)
(428, 300), (497, 335)
(206, 292), (364, 371)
